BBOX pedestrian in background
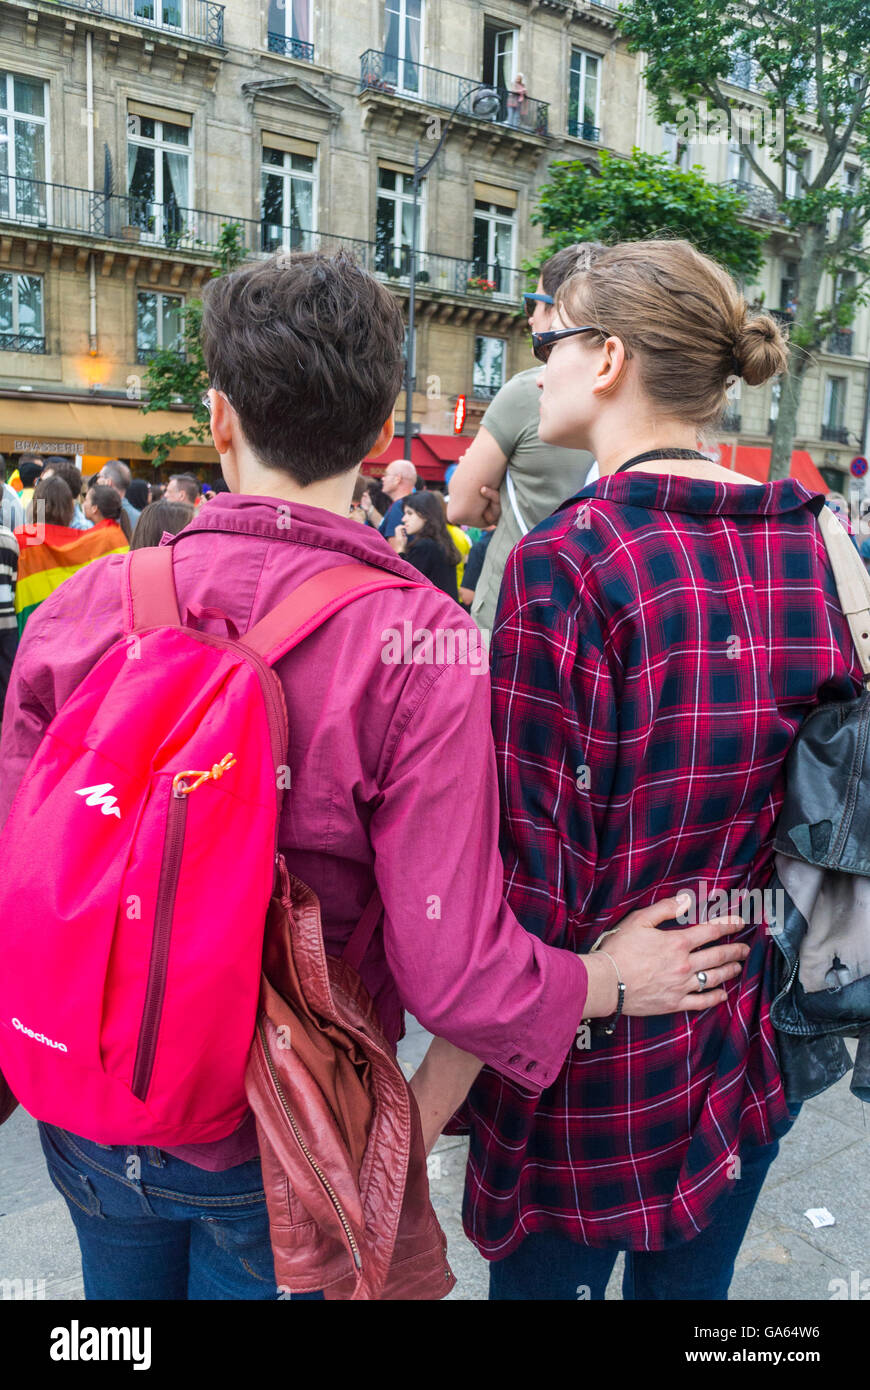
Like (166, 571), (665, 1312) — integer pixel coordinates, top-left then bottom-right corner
(378, 459), (419, 549)
(447, 244), (599, 635)
(127, 478), (151, 513)
(0, 519), (19, 728)
(130, 500), (194, 549)
(41, 459), (92, 530)
(96, 460), (141, 529)
(84, 483), (133, 544)
(394, 489), (462, 600)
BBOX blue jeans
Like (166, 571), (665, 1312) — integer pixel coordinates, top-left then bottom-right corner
(38, 1123), (324, 1301)
(489, 1126), (792, 1302)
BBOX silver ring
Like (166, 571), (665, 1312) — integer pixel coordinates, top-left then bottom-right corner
(696, 970), (708, 989)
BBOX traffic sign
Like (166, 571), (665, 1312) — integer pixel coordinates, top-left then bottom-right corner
(851, 456), (868, 478)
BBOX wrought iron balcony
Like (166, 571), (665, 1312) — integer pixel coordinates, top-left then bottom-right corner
(721, 410), (742, 433)
(359, 50), (548, 136)
(372, 244), (521, 303)
(827, 329), (854, 356)
(821, 424), (850, 444)
(267, 32), (315, 61)
(724, 179), (786, 224)
(52, 0), (224, 46)
(567, 118), (601, 142)
(0, 332), (45, 354)
(471, 382), (502, 400)
(770, 306), (795, 325)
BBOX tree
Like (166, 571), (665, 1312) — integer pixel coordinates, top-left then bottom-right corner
(530, 147), (766, 281)
(140, 222), (247, 469)
(618, 0), (870, 479)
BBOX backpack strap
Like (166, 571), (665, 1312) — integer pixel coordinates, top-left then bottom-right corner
(817, 505), (870, 683)
(123, 547), (181, 632)
(341, 888), (382, 971)
(241, 562), (420, 668)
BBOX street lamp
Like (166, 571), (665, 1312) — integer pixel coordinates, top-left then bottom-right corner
(403, 84), (501, 460)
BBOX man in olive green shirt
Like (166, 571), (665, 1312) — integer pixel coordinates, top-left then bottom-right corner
(447, 245), (598, 635)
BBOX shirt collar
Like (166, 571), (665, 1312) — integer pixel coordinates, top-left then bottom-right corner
(161, 492), (419, 580)
(562, 472), (824, 518)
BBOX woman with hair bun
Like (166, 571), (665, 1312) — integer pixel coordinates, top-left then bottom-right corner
(456, 239), (863, 1300)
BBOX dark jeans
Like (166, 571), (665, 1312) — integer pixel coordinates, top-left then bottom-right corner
(489, 1122), (794, 1301)
(38, 1123), (324, 1301)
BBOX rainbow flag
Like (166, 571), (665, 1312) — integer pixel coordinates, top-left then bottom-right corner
(14, 520), (128, 634)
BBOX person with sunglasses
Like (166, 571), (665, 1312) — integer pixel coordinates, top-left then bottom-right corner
(457, 237), (862, 1301)
(446, 244), (600, 637)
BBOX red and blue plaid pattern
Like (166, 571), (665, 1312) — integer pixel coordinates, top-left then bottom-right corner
(462, 474), (862, 1256)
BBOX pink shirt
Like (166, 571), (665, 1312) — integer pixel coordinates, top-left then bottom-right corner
(0, 493), (588, 1167)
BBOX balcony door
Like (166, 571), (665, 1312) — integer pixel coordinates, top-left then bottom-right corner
(133, 0), (184, 30)
(127, 111), (191, 246)
(823, 376), (847, 436)
(261, 141), (317, 254)
(472, 196), (515, 300)
(384, 0), (423, 97)
(569, 49), (600, 140)
(267, 0), (313, 58)
(375, 165), (424, 282)
(0, 72), (49, 225)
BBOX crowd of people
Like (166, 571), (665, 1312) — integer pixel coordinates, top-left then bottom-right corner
(0, 240), (864, 1305)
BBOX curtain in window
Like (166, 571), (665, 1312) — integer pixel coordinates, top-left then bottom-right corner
(162, 148), (189, 239)
(15, 120), (46, 219)
(292, 0), (310, 42)
(17, 274), (42, 336)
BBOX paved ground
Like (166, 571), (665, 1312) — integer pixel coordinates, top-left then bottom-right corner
(1, 1021), (867, 1301)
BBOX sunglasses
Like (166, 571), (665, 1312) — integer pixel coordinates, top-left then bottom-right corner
(523, 291), (554, 313)
(531, 325), (606, 363)
(201, 387), (236, 414)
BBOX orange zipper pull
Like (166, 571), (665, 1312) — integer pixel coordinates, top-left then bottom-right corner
(173, 753), (237, 797)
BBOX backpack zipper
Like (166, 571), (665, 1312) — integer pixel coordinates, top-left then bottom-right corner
(131, 788), (189, 1101)
(257, 1018), (363, 1272)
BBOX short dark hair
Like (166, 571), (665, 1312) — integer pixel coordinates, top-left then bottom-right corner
(87, 483), (133, 542)
(19, 458), (44, 488)
(126, 478), (151, 511)
(41, 458), (83, 501)
(131, 500), (194, 550)
(201, 251), (405, 487)
(168, 473), (201, 506)
(540, 242), (607, 298)
(100, 460), (131, 494)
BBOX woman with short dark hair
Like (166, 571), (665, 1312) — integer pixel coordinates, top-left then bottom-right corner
(394, 489), (461, 601)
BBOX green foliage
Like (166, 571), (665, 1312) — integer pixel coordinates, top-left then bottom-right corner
(140, 222), (247, 469)
(529, 149), (766, 281)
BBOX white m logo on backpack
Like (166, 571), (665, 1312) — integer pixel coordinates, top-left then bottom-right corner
(74, 783), (121, 819)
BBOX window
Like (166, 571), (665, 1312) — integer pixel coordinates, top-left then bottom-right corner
(127, 109), (191, 246)
(569, 49), (600, 140)
(840, 165), (861, 239)
(780, 262), (798, 314)
(383, 0), (423, 96)
(785, 149), (811, 199)
(483, 22), (517, 90)
(267, 0), (313, 60)
(473, 336), (505, 399)
(472, 197), (515, 300)
(0, 271), (44, 352)
(136, 291), (184, 362)
(133, 0), (183, 28)
(662, 123), (689, 170)
(0, 71), (49, 223)
(727, 139), (754, 186)
(261, 141), (317, 253)
(769, 377), (781, 426)
(728, 50), (755, 88)
(376, 166), (422, 281)
(823, 376), (847, 429)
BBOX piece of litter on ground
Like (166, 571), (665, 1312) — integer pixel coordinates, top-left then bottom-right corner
(804, 1207), (836, 1229)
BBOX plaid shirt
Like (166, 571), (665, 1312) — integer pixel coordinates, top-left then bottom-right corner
(462, 473), (862, 1256)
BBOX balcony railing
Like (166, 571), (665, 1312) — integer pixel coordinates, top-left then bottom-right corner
(827, 329), (854, 356)
(53, 0), (224, 46)
(0, 182), (526, 306)
(0, 332), (45, 354)
(471, 382), (502, 400)
(821, 424), (850, 444)
(721, 410), (742, 433)
(724, 179), (786, 224)
(770, 306), (796, 325)
(567, 118), (601, 142)
(359, 50), (548, 136)
(267, 32), (315, 62)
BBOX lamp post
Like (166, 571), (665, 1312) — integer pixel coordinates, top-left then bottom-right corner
(403, 84), (500, 460)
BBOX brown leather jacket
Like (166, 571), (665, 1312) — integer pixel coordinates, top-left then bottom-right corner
(245, 858), (456, 1300)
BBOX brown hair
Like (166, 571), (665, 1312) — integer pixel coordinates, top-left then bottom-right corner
(130, 500), (194, 550)
(556, 239), (789, 429)
(87, 483), (133, 542)
(42, 458), (83, 502)
(33, 474), (74, 527)
(540, 242), (606, 298)
(201, 251), (405, 486)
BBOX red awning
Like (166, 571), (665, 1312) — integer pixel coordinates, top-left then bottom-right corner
(420, 434), (471, 463)
(716, 444), (828, 494)
(361, 434), (447, 481)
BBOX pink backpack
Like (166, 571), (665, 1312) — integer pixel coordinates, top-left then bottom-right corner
(0, 546), (416, 1146)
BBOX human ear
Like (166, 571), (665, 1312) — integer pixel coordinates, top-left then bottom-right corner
(591, 336), (627, 398)
(368, 412), (396, 459)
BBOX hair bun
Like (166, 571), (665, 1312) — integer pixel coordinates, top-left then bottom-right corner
(734, 313), (789, 386)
